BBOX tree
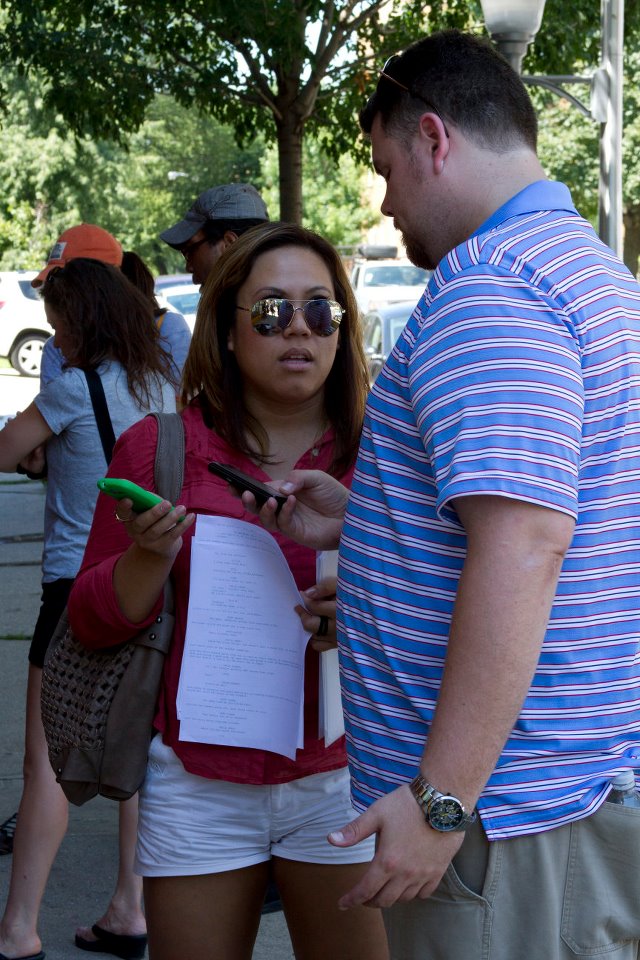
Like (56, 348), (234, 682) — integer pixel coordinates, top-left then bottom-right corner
(3, 1), (639, 269)
(261, 138), (379, 250)
(0, 0), (474, 223)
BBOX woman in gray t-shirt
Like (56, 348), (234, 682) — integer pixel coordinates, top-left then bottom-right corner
(0, 258), (176, 960)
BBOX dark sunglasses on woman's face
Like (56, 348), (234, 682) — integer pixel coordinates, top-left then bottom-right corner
(236, 298), (343, 337)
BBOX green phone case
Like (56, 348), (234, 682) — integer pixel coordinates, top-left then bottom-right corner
(97, 478), (166, 513)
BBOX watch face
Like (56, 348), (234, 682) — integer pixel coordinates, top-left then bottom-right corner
(428, 795), (465, 831)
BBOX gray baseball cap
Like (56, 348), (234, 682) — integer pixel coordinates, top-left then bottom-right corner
(160, 183), (269, 247)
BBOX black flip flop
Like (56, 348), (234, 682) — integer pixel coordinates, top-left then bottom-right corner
(74, 925), (147, 960)
(0, 812), (17, 855)
(0, 953), (45, 960)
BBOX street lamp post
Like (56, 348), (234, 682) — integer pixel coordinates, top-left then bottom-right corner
(480, 0), (624, 258)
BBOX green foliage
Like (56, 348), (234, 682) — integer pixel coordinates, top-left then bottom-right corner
(0, 0), (457, 219)
(0, 76), (263, 273)
(532, 89), (599, 226)
(0, 1), (639, 269)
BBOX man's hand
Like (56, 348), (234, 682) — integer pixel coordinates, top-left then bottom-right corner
(242, 469), (348, 550)
(297, 576), (337, 651)
(328, 785), (464, 909)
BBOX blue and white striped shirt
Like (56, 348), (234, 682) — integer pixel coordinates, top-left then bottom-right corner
(339, 181), (640, 839)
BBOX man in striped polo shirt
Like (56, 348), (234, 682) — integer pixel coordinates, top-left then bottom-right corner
(256, 28), (640, 960)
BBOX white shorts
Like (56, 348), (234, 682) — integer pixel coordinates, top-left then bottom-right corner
(135, 735), (375, 877)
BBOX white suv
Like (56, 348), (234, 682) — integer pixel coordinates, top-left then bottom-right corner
(350, 247), (429, 314)
(0, 271), (51, 377)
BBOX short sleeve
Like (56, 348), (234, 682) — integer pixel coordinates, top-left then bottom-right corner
(34, 368), (88, 435)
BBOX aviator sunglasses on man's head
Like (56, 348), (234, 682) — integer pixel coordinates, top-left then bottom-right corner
(379, 54), (450, 138)
(237, 298), (343, 337)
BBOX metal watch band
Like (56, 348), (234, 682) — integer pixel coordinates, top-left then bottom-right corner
(409, 773), (477, 831)
(409, 773), (436, 812)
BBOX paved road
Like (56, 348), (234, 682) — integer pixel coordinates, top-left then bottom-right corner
(0, 369), (294, 959)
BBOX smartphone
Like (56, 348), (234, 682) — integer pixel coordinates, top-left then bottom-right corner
(208, 462), (288, 513)
(97, 477), (176, 515)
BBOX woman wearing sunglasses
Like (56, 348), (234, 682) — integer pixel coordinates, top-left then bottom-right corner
(67, 223), (389, 960)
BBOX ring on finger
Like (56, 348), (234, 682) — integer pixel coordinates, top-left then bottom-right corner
(114, 508), (132, 523)
(317, 615), (329, 637)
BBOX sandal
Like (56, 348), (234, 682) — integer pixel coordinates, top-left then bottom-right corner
(0, 953), (45, 960)
(0, 812), (17, 855)
(74, 925), (147, 959)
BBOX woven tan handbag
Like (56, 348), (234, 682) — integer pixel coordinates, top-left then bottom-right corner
(40, 412), (184, 806)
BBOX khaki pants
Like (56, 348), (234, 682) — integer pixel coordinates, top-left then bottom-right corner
(384, 799), (640, 959)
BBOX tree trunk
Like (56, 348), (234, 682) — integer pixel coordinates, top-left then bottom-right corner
(276, 111), (304, 224)
(623, 205), (640, 278)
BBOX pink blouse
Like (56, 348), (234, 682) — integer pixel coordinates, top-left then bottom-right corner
(69, 401), (351, 785)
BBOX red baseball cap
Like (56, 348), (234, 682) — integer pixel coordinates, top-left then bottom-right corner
(32, 223), (123, 287)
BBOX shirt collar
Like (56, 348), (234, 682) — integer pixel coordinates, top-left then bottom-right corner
(471, 180), (579, 238)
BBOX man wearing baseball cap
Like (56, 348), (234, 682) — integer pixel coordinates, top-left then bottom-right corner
(161, 183), (269, 286)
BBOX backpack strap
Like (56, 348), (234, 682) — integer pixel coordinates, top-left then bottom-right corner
(85, 369), (116, 465)
(150, 412), (185, 505)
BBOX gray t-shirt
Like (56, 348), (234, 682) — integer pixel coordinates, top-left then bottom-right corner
(35, 360), (176, 581)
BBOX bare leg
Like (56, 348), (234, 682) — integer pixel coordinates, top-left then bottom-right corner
(274, 857), (390, 960)
(144, 862), (270, 960)
(75, 794), (146, 942)
(0, 665), (69, 958)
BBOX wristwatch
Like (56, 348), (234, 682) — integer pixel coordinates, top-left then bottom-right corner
(409, 773), (477, 832)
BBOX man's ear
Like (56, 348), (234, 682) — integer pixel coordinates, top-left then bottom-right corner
(221, 230), (239, 249)
(418, 112), (449, 174)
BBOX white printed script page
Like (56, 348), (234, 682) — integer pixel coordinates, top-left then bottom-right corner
(177, 516), (309, 759)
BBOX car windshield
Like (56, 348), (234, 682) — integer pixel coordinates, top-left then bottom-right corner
(362, 265), (428, 288)
(165, 291), (200, 314)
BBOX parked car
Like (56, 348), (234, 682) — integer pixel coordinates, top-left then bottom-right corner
(363, 301), (416, 383)
(0, 271), (51, 377)
(155, 282), (200, 331)
(154, 272), (193, 291)
(351, 257), (429, 314)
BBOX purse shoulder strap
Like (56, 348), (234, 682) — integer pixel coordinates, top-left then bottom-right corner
(85, 368), (116, 465)
(150, 412), (185, 505)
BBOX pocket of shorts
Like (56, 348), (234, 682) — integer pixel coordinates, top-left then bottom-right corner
(561, 802), (640, 955)
(146, 733), (172, 776)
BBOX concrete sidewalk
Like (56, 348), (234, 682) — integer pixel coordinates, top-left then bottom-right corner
(0, 476), (293, 959)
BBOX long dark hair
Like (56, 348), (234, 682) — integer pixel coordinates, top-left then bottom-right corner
(41, 258), (175, 406)
(181, 222), (369, 477)
(121, 250), (163, 316)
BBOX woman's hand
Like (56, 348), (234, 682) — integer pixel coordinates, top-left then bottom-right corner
(114, 497), (194, 561)
(242, 469), (348, 551)
(297, 576), (338, 651)
(18, 443), (46, 477)
(112, 497), (195, 624)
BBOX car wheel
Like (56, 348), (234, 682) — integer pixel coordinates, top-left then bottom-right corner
(9, 333), (48, 377)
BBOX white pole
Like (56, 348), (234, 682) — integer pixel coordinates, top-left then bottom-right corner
(597, 0), (624, 256)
